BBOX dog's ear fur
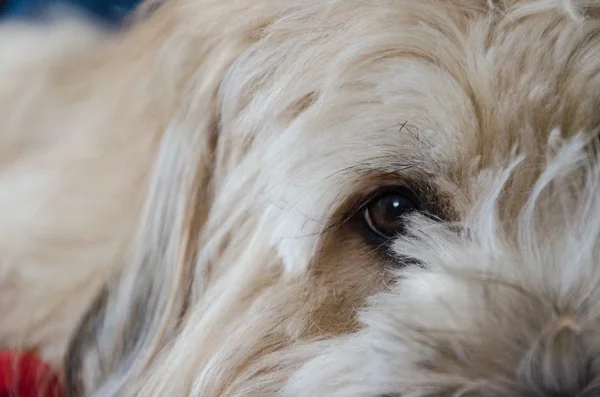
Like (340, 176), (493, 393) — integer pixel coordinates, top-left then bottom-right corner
(63, 2), (272, 395)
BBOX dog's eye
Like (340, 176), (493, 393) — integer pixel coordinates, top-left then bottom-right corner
(363, 189), (418, 240)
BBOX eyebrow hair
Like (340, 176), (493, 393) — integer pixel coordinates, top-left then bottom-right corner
(321, 157), (416, 182)
(321, 119), (430, 181)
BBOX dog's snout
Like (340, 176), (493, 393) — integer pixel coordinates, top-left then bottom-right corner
(517, 317), (599, 396)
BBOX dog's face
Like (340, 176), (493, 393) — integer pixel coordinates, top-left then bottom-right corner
(23, 1), (600, 396)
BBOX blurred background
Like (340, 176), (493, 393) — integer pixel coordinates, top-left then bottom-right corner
(0, 0), (142, 24)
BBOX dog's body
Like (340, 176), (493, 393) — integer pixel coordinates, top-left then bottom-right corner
(2, 1), (600, 396)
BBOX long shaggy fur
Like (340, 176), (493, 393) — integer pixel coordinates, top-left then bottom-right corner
(2, 1), (600, 396)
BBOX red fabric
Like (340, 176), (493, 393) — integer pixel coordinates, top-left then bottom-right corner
(0, 352), (62, 397)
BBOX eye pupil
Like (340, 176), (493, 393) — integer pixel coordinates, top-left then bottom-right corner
(364, 191), (417, 240)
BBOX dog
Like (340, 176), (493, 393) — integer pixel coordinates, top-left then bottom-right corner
(2, 0), (600, 396)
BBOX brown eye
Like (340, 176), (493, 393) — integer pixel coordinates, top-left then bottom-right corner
(363, 190), (418, 240)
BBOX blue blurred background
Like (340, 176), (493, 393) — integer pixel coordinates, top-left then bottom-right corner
(0, 0), (142, 24)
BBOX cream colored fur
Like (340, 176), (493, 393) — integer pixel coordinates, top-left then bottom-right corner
(2, 1), (600, 396)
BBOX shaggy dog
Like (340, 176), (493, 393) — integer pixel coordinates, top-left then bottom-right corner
(2, 0), (600, 396)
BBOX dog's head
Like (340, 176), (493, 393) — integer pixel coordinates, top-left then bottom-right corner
(63, 1), (600, 396)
